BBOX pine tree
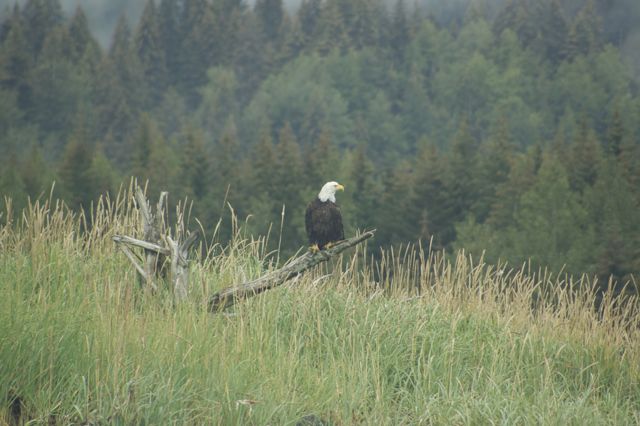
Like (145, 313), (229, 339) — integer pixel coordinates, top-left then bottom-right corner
(109, 15), (144, 107)
(533, 0), (568, 65)
(178, 0), (218, 106)
(377, 160), (414, 246)
(153, 87), (187, 138)
(21, 143), (52, 198)
(87, 145), (118, 201)
(446, 117), (479, 232)
(586, 158), (639, 284)
(213, 117), (240, 201)
(0, 8), (32, 110)
(486, 147), (537, 230)
(21, 0), (64, 54)
(412, 141), (451, 247)
(196, 67), (238, 138)
(58, 118), (95, 210)
(94, 16), (143, 155)
(273, 122), (306, 252)
(565, 0), (603, 59)
(389, 0), (410, 66)
(180, 126), (211, 202)
(29, 26), (87, 138)
(304, 127), (339, 189)
(492, 0), (535, 47)
(212, 0), (245, 66)
(606, 105), (623, 157)
(298, 0), (322, 46)
(244, 128), (279, 237)
(135, 0), (168, 106)
(129, 115), (180, 195)
(0, 144), (27, 222)
(347, 144), (379, 232)
(509, 153), (596, 275)
(255, 0), (284, 43)
(205, 118), (240, 240)
(158, 0), (181, 87)
(130, 114), (154, 179)
(233, 12), (271, 103)
(68, 6), (101, 70)
(348, 0), (379, 49)
(567, 118), (602, 192)
(316, 0), (349, 55)
(474, 116), (514, 223)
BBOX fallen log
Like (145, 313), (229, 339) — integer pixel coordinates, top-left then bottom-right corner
(209, 230), (375, 312)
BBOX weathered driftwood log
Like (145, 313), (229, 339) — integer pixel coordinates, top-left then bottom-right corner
(209, 230), (375, 312)
(135, 188), (167, 287)
(113, 187), (198, 301)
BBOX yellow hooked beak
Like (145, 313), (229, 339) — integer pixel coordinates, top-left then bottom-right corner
(336, 184), (345, 191)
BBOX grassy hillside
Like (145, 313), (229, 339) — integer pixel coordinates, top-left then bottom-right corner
(1, 192), (639, 425)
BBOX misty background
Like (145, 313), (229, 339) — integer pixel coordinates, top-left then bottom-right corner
(1, 0), (640, 286)
(1, 0), (639, 80)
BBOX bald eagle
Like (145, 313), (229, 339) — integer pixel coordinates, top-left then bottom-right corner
(305, 181), (345, 252)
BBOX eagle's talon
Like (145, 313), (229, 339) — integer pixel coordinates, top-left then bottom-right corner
(309, 244), (320, 253)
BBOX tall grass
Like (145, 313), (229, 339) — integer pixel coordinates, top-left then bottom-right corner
(1, 188), (639, 425)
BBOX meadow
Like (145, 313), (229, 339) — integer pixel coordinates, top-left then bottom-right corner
(1, 190), (639, 425)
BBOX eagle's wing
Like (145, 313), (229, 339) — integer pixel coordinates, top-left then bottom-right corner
(331, 204), (345, 240)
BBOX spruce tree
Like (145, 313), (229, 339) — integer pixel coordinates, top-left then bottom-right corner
(389, 0), (410, 66)
(347, 144), (379, 233)
(274, 122), (306, 252)
(298, 0), (322, 46)
(377, 160), (414, 246)
(68, 6), (101, 70)
(474, 116), (514, 223)
(509, 153), (595, 275)
(21, 0), (64, 54)
(178, 0), (218, 106)
(0, 8), (32, 110)
(567, 118), (602, 192)
(58, 118), (95, 210)
(21, 143), (51, 198)
(316, 0), (349, 55)
(158, 0), (181, 86)
(606, 105), (623, 157)
(87, 145), (118, 202)
(565, 0), (603, 59)
(255, 0), (284, 43)
(135, 0), (168, 106)
(446, 117), (479, 234)
(0, 144), (27, 221)
(180, 126), (211, 202)
(304, 127), (339, 189)
(412, 141), (451, 247)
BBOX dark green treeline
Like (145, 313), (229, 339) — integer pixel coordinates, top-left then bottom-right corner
(1, 0), (639, 284)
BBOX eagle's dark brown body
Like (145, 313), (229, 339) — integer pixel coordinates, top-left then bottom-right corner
(305, 198), (344, 249)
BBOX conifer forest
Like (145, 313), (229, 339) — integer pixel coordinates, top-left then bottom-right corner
(1, 0), (639, 287)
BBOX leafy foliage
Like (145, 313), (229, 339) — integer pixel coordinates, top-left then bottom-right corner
(0, 0), (639, 284)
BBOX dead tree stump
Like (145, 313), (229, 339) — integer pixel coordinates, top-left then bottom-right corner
(113, 187), (198, 301)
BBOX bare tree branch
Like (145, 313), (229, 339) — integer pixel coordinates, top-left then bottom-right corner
(209, 230), (375, 312)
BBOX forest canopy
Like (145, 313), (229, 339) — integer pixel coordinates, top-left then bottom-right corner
(0, 0), (639, 285)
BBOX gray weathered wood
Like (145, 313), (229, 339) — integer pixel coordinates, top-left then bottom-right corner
(134, 188), (168, 288)
(114, 187), (197, 300)
(209, 230), (375, 312)
(166, 232), (199, 301)
(112, 235), (171, 256)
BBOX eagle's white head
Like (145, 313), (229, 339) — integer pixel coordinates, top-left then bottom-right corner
(318, 181), (345, 203)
